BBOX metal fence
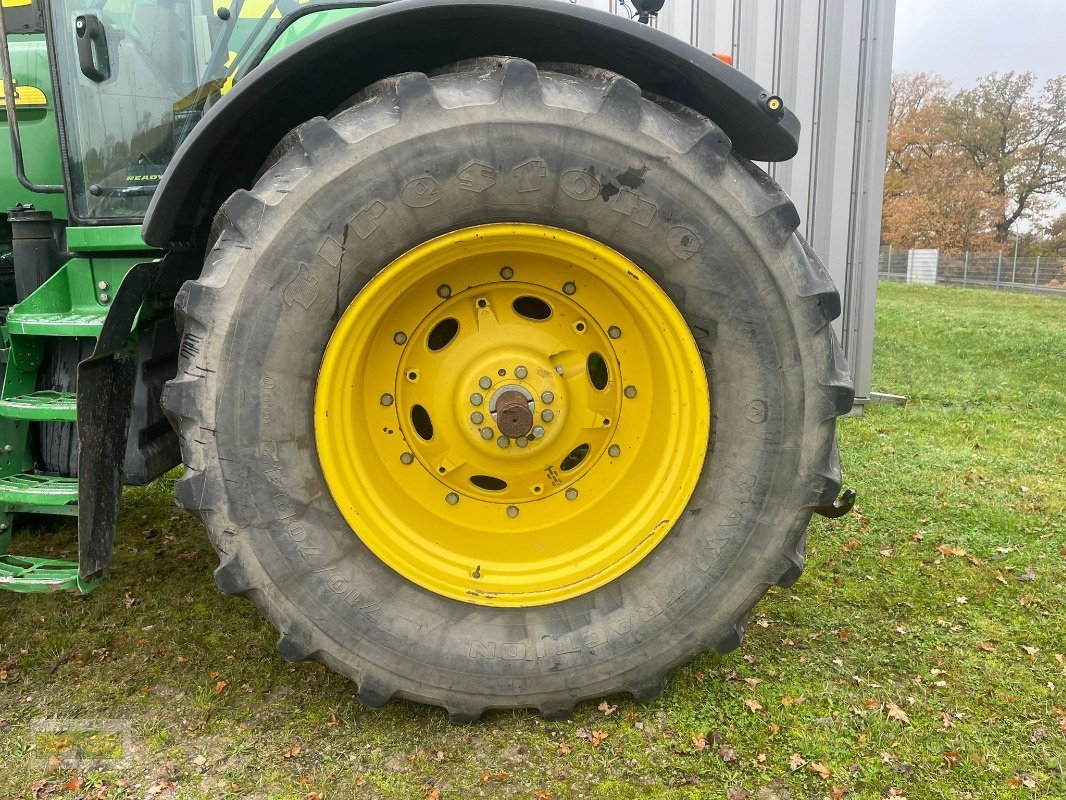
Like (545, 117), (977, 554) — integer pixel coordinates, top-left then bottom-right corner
(878, 247), (1066, 296)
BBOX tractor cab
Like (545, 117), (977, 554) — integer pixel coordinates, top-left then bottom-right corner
(34, 0), (374, 221)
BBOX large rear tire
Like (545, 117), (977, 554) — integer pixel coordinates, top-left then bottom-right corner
(162, 58), (852, 721)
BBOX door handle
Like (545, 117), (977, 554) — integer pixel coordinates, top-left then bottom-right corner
(75, 14), (110, 82)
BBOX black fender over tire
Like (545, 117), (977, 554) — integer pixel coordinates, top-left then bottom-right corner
(161, 58), (853, 722)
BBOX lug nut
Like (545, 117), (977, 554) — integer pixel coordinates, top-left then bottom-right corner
(497, 436), (509, 448)
(541, 391), (554, 404)
(393, 331), (407, 345)
(500, 266), (514, 280)
(470, 392), (483, 406)
(515, 366), (528, 379)
(480, 427), (493, 440)
(624, 385), (637, 399)
(479, 376), (492, 390)
(471, 411), (485, 424)
(380, 393), (394, 406)
(532, 426), (545, 438)
(506, 505), (519, 518)
(99, 293), (110, 303)
(541, 409), (554, 422)
(563, 281), (576, 295)
(555, 364), (564, 375)
(608, 444), (621, 457)
(97, 280), (109, 291)
(400, 452), (414, 465)
(516, 436), (529, 448)
(565, 488), (579, 501)
(608, 326), (622, 339)
(437, 284), (452, 298)
(446, 492), (459, 505)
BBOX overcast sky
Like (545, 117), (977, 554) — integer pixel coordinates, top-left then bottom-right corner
(893, 0), (1065, 88)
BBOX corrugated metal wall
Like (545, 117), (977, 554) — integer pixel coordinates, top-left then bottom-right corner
(571, 0), (896, 403)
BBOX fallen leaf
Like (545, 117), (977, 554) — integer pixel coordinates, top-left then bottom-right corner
(556, 742), (571, 755)
(282, 745), (301, 759)
(743, 698), (763, 713)
(303, 793), (323, 800)
(936, 543), (966, 557)
(597, 701), (617, 716)
(994, 570), (1008, 585)
(726, 788), (749, 800)
(535, 791), (553, 800)
(788, 753), (807, 771)
(941, 711), (955, 729)
(955, 596), (968, 605)
(943, 751), (960, 767)
(1021, 645), (1039, 657)
(809, 762), (831, 779)
(831, 788), (848, 800)
(590, 730), (608, 747)
(62, 776), (84, 792)
(425, 788), (440, 800)
(692, 735), (707, 751)
(214, 680), (228, 696)
(878, 548), (893, 557)
(978, 642), (997, 653)
(886, 702), (910, 725)
(1017, 566), (1037, 582)
(717, 745), (737, 762)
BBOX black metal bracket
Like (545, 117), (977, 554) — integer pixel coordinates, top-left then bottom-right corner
(76, 261), (163, 584)
(814, 487), (857, 519)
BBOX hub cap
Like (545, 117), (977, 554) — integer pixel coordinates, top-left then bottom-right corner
(315, 224), (710, 606)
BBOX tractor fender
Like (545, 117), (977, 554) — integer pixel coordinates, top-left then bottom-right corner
(142, 0), (800, 249)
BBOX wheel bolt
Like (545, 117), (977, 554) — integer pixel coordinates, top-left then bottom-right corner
(506, 505), (519, 518)
(624, 385), (637, 399)
(565, 488), (579, 501)
(541, 391), (554, 404)
(532, 426), (545, 438)
(516, 436), (529, 448)
(480, 427), (493, 440)
(393, 331), (407, 345)
(479, 376), (492, 390)
(563, 281), (576, 295)
(608, 444), (621, 457)
(515, 366), (528, 379)
(497, 436), (509, 448)
(471, 411), (485, 424)
(608, 326), (621, 339)
(555, 364), (564, 375)
(500, 266), (514, 280)
(437, 284), (452, 298)
(380, 393), (394, 406)
(446, 492), (459, 505)
(400, 452), (414, 465)
(470, 392), (483, 406)
(541, 409), (554, 422)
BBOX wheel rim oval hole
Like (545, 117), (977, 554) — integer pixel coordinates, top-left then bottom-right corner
(513, 296), (552, 321)
(560, 443), (590, 472)
(427, 317), (460, 351)
(411, 404), (434, 441)
(587, 352), (609, 390)
(470, 475), (508, 491)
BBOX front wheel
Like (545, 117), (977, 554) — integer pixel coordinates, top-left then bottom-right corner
(162, 58), (852, 721)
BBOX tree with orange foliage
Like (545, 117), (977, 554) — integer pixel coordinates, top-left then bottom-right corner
(881, 73), (999, 251)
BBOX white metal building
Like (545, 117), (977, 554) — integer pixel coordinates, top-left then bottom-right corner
(573, 0), (897, 404)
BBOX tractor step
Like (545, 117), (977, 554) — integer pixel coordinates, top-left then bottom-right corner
(0, 554), (96, 593)
(3, 311), (105, 337)
(0, 472), (79, 511)
(0, 391), (78, 421)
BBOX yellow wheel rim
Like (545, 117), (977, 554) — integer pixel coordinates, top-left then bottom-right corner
(315, 224), (710, 606)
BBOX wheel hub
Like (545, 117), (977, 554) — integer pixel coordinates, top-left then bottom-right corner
(315, 224), (710, 606)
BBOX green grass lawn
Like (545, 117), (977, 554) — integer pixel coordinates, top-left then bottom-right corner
(1, 282), (1063, 800)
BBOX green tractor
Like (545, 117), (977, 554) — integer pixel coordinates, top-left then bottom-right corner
(0, 0), (854, 721)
